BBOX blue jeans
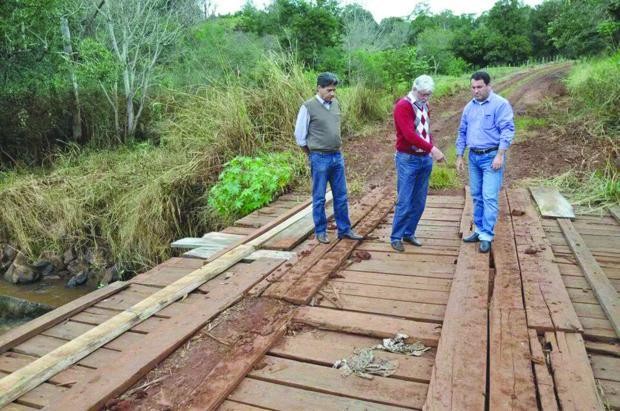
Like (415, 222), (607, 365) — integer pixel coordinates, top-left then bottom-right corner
(391, 152), (433, 242)
(309, 152), (352, 236)
(468, 150), (505, 241)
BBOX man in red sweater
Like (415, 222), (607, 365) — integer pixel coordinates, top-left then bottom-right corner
(390, 75), (445, 252)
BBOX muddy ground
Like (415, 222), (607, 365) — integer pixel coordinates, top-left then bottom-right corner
(107, 63), (598, 410)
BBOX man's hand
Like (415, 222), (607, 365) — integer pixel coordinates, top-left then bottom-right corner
(456, 156), (464, 173)
(430, 146), (445, 163)
(301, 145), (310, 155)
(492, 153), (504, 170)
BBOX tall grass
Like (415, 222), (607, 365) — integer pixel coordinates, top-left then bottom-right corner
(0, 54), (392, 270)
(566, 52), (620, 132)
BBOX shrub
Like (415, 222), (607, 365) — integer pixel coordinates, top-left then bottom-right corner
(207, 152), (303, 219)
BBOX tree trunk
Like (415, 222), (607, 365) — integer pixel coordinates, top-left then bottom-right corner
(60, 17), (82, 142)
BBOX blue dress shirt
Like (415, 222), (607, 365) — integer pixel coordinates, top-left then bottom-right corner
(456, 92), (515, 156)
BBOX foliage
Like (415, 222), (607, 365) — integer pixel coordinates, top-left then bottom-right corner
(430, 146), (459, 189)
(207, 153), (303, 219)
(566, 52), (620, 130)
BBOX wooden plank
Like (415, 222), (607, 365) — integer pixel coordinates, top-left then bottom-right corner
(424, 222), (490, 409)
(546, 331), (604, 410)
(347, 259), (455, 279)
(218, 400), (269, 411)
(355, 242), (459, 256)
(610, 205), (620, 224)
(488, 191), (537, 410)
(580, 317), (618, 342)
(0, 282), (128, 355)
(558, 218), (620, 337)
(598, 379), (620, 410)
(459, 186), (472, 237)
(335, 270), (452, 292)
(185, 306), (291, 410)
(528, 330), (559, 411)
(184, 247), (295, 261)
(585, 340), (620, 357)
(0, 371), (67, 409)
(507, 188), (582, 332)
(330, 281), (450, 303)
(356, 251), (456, 265)
(284, 193), (395, 305)
(269, 329), (435, 383)
(47, 259), (283, 410)
(319, 294), (445, 323)
(0, 352), (90, 388)
(590, 353), (620, 381)
(262, 213), (322, 250)
(248, 355), (427, 409)
(171, 232), (242, 249)
(228, 378), (405, 411)
(530, 186), (575, 218)
(293, 306), (441, 347)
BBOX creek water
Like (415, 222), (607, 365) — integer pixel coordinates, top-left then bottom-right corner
(0, 279), (91, 335)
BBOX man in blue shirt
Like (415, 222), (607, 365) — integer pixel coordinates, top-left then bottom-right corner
(455, 71), (515, 253)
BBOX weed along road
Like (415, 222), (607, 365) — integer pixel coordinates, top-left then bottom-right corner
(1, 61), (618, 410)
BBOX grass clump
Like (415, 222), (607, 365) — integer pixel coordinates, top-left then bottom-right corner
(430, 146), (459, 189)
(515, 116), (548, 131)
(207, 152), (304, 220)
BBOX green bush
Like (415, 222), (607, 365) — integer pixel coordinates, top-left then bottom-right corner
(207, 152), (303, 219)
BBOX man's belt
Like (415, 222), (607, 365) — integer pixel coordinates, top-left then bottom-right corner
(470, 146), (499, 154)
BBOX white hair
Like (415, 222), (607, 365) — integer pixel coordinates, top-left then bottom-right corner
(412, 75), (435, 93)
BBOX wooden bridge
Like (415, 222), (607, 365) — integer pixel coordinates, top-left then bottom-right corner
(0, 186), (618, 410)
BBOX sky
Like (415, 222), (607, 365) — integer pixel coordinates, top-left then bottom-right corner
(209, 0), (545, 21)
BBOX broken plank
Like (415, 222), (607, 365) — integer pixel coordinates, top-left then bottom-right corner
(248, 355), (427, 409)
(528, 330), (559, 411)
(293, 306), (440, 347)
(330, 281), (450, 304)
(545, 331), (604, 410)
(530, 186), (575, 219)
(558, 218), (620, 337)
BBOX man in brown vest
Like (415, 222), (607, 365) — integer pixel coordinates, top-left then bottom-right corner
(294, 72), (363, 244)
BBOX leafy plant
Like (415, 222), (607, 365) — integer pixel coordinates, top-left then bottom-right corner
(207, 152), (302, 219)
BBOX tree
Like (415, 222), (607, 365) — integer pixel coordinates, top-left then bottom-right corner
(97, 0), (188, 139)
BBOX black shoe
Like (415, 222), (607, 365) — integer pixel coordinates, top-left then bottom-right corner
(403, 236), (422, 247)
(479, 240), (491, 253)
(338, 230), (364, 240)
(391, 240), (405, 252)
(316, 233), (330, 244)
(463, 232), (480, 243)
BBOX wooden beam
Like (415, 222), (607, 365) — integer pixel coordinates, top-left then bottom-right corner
(458, 185), (472, 237)
(424, 194), (490, 410)
(0, 281), (127, 355)
(557, 218), (620, 337)
(528, 330), (559, 411)
(488, 191), (537, 410)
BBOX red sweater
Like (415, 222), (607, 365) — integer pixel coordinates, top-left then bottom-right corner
(393, 98), (434, 154)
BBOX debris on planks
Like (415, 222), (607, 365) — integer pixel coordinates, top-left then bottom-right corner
(530, 186), (575, 219)
(375, 333), (430, 356)
(333, 347), (397, 379)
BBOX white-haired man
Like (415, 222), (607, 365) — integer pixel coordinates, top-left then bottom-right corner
(390, 75), (445, 252)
